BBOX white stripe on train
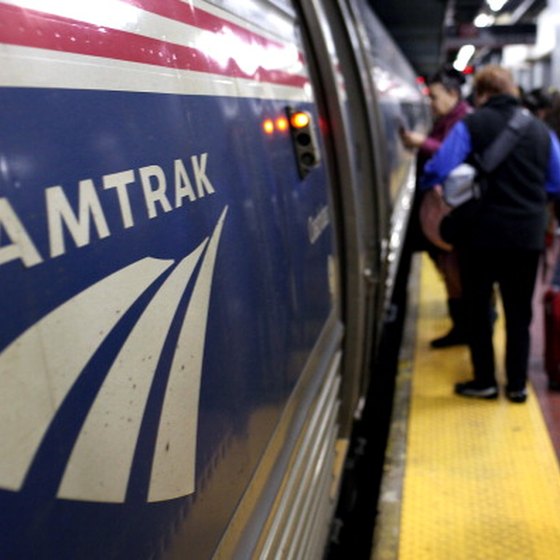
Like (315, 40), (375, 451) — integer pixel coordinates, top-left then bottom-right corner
(0, 44), (312, 100)
(0, 207), (227, 503)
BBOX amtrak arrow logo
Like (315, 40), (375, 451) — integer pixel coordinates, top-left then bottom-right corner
(0, 207), (228, 503)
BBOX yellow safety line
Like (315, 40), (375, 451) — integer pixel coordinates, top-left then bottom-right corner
(399, 254), (560, 559)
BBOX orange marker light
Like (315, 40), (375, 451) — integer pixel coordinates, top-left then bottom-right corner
(263, 118), (274, 134)
(275, 116), (289, 132)
(290, 111), (310, 129)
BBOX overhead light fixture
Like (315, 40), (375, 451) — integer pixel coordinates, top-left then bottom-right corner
(453, 44), (476, 71)
(474, 13), (496, 27)
(486, 0), (508, 12)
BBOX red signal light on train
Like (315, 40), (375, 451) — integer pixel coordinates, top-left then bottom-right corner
(286, 107), (320, 178)
(290, 111), (310, 129)
(276, 116), (289, 132)
(263, 118), (274, 134)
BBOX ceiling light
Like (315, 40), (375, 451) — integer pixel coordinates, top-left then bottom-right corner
(453, 44), (476, 71)
(474, 13), (496, 27)
(486, 0), (508, 12)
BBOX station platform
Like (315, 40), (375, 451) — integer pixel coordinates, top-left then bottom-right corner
(372, 252), (560, 560)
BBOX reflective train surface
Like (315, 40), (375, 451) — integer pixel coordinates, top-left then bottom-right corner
(0, 1), (429, 558)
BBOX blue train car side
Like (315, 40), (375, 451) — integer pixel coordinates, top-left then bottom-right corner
(0, 0), (429, 558)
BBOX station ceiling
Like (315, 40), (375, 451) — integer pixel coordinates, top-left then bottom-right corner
(369, 0), (547, 77)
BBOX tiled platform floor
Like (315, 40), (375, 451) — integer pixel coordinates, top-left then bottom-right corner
(372, 250), (560, 560)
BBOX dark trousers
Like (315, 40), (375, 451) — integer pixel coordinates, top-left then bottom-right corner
(457, 247), (540, 390)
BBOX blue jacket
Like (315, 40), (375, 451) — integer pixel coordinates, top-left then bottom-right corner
(420, 121), (560, 196)
(420, 95), (560, 250)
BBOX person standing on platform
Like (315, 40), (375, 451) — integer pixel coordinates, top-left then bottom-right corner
(420, 65), (560, 403)
(400, 66), (472, 348)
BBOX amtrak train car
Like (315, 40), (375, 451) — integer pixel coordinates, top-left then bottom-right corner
(0, 0), (428, 558)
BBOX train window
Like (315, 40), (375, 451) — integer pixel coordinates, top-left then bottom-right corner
(352, 3), (430, 204)
(203, 0), (296, 40)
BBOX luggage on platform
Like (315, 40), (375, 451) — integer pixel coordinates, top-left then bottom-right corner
(543, 259), (560, 391)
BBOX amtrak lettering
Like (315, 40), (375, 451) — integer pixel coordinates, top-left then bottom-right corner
(0, 153), (216, 268)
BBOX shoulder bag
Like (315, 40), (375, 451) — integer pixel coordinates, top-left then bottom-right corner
(439, 107), (533, 246)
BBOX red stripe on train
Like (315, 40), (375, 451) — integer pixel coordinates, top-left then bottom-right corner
(0, 2), (308, 89)
(119, 0), (306, 65)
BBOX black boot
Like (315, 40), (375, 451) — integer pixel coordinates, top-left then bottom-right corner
(430, 298), (468, 348)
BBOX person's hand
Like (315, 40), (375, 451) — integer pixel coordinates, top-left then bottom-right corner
(400, 129), (426, 149)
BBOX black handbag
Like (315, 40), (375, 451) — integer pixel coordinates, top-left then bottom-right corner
(440, 107), (533, 246)
(440, 196), (483, 246)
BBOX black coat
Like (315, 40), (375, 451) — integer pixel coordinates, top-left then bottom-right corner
(464, 94), (551, 250)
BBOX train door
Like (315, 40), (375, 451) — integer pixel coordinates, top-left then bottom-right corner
(296, 0), (390, 435)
